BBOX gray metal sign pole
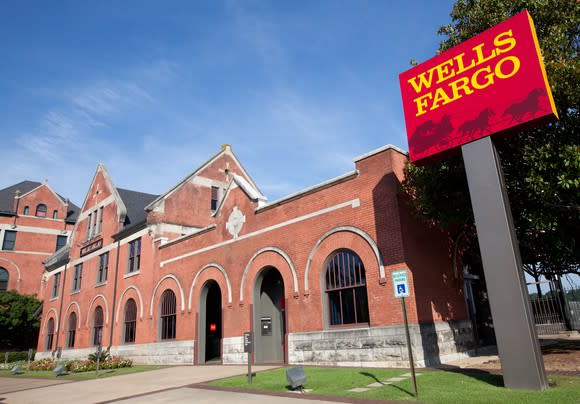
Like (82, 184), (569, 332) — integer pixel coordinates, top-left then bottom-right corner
(401, 296), (418, 398)
(244, 332), (253, 384)
(461, 137), (547, 390)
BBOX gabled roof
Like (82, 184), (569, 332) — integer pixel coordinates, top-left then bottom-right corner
(146, 144), (265, 211)
(117, 188), (159, 229)
(0, 180), (80, 221)
(0, 181), (41, 213)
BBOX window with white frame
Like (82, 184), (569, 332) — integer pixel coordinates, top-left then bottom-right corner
(72, 263), (83, 292)
(51, 272), (61, 298)
(97, 252), (109, 284)
(2, 230), (16, 251)
(127, 238), (141, 273)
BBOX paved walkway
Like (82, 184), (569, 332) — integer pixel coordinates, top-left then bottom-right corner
(0, 366), (346, 404)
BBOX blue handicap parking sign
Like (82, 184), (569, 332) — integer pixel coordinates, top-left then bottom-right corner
(397, 284), (406, 294)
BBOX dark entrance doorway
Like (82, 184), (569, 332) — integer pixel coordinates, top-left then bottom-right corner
(253, 267), (285, 363)
(199, 280), (222, 363)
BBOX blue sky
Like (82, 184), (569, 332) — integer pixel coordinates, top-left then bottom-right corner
(0, 0), (456, 205)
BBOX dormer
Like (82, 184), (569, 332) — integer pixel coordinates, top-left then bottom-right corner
(0, 180), (79, 223)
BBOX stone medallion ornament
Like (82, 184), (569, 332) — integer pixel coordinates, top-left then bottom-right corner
(226, 206), (245, 239)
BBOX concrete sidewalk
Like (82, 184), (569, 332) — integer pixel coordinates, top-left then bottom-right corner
(0, 365), (346, 404)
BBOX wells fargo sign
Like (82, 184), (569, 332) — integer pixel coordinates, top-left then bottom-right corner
(399, 11), (557, 163)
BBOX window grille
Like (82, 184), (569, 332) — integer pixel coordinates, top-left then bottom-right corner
(325, 250), (369, 326)
(0, 268), (8, 293)
(93, 306), (104, 346)
(46, 318), (55, 351)
(160, 289), (176, 340)
(124, 299), (137, 343)
(67, 312), (77, 348)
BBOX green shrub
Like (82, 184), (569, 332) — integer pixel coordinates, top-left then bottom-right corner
(88, 348), (110, 363)
(3, 350), (35, 362)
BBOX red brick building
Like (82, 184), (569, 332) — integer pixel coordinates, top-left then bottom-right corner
(36, 145), (473, 367)
(0, 181), (78, 297)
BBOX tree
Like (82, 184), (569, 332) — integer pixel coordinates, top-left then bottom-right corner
(0, 291), (42, 350)
(403, 0), (580, 277)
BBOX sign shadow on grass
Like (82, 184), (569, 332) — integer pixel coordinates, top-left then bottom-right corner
(436, 365), (504, 387)
(359, 371), (414, 397)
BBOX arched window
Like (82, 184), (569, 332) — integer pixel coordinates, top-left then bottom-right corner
(45, 317), (55, 351)
(124, 298), (137, 343)
(67, 312), (77, 348)
(93, 306), (104, 346)
(325, 250), (369, 326)
(160, 289), (176, 340)
(23, 206), (29, 215)
(0, 268), (8, 293)
(52, 210), (58, 219)
(36, 204), (47, 217)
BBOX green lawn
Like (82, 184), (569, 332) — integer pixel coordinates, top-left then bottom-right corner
(209, 366), (580, 404)
(0, 365), (166, 380)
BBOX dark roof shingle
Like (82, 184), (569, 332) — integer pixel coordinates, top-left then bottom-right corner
(117, 188), (159, 230)
(0, 181), (80, 221)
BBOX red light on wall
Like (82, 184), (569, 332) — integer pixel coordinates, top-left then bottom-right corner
(210, 323), (217, 332)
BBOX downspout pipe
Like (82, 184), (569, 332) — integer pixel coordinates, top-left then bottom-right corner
(54, 262), (68, 354)
(108, 239), (122, 350)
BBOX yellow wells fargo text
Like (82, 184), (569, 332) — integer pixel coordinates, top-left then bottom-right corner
(408, 30), (520, 116)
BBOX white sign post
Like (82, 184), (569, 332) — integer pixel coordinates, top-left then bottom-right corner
(392, 270), (417, 397)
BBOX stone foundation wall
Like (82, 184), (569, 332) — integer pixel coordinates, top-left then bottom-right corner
(36, 321), (473, 367)
(36, 340), (195, 365)
(222, 336), (249, 364)
(288, 320), (474, 368)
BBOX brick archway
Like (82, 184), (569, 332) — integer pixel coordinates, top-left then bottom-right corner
(240, 247), (298, 304)
(116, 285), (144, 323)
(304, 226), (384, 293)
(149, 274), (186, 317)
(188, 263), (232, 311)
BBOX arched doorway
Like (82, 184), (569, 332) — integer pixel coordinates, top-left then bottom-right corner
(199, 280), (222, 363)
(253, 267), (285, 363)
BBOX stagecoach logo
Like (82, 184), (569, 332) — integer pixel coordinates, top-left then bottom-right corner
(226, 206), (245, 239)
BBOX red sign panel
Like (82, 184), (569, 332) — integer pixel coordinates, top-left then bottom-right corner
(399, 11), (557, 163)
